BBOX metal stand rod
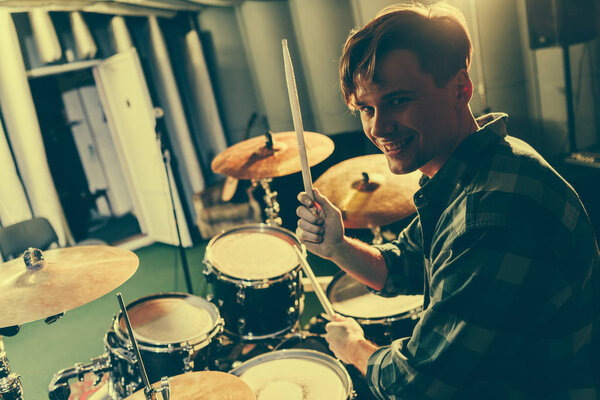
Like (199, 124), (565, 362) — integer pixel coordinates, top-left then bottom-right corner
(162, 149), (194, 294)
(0, 336), (24, 400)
(562, 44), (577, 153)
(257, 178), (282, 226)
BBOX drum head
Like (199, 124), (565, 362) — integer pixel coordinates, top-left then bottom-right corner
(230, 349), (351, 400)
(328, 273), (423, 319)
(205, 225), (300, 280)
(118, 293), (221, 344)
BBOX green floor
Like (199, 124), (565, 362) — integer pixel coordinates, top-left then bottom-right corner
(3, 241), (338, 399)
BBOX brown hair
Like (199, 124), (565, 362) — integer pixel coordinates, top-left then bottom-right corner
(340, 2), (472, 106)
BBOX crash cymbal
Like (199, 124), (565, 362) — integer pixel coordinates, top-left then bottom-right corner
(211, 131), (334, 180)
(0, 245), (138, 328)
(125, 371), (256, 400)
(315, 154), (421, 229)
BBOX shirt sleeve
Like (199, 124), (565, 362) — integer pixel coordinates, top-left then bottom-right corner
(366, 223), (556, 399)
(370, 216), (425, 297)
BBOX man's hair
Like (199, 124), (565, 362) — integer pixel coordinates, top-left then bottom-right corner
(340, 2), (472, 105)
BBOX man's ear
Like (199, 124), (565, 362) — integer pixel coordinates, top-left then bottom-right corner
(455, 69), (472, 109)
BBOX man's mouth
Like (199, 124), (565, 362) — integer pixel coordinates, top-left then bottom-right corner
(381, 136), (414, 153)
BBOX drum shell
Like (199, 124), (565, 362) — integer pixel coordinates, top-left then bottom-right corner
(229, 349), (355, 400)
(206, 266), (304, 339)
(104, 292), (223, 397)
(203, 224), (305, 340)
(326, 273), (423, 346)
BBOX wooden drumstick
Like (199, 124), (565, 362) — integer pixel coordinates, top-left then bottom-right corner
(283, 39), (315, 201)
(294, 246), (335, 318)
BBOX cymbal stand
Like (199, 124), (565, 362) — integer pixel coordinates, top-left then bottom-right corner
(116, 293), (170, 400)
(0, 336), (24, 400)
(256, 178), (282, 225)
(370, 226), (383, 245)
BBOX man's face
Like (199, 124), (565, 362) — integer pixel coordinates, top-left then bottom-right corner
(352, 49), (465, 177)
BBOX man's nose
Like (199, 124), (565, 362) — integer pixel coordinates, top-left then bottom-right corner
(370, 110), (393, 138)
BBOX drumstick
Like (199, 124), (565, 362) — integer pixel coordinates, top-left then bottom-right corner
(282, 39), (315, 201)
(294, 246), (335, 318)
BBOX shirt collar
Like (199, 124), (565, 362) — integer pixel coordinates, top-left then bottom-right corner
(414, 113), (508, 208)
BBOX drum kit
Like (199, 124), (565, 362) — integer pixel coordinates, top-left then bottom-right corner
(0, 130), (423, 400)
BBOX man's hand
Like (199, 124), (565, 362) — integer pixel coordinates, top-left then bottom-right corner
(325, 315), (379, 374)
(296, 188), (345, 260)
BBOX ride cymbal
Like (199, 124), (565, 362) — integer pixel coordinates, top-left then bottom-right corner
(0, 245), (138, 328)
(315, 154), (421, 229)
(125, 371), (256, 400)
(211, 131), (334, 180)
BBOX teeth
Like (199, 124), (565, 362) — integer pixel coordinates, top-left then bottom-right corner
(383, 137), (411, 152)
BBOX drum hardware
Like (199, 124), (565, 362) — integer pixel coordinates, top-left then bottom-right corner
(230, 348), (356, 400)
(314, 154), (421, 230)
(116, 293), (170, 400)
(256, 177), (282, 225)
(123, 371), (255, 400)
(0, 245), (138, 328)
(105, 292), (223, 398)
(203, 224), (305, 340)
(0, 373), (24, 400)
(48, 354), (112, 400)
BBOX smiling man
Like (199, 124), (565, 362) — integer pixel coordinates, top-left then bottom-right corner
(296, 2), (600, 399)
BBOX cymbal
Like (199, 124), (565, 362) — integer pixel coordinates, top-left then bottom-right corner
(0, 245), (138, 328)
(211, 131), (334, 180)
(315, 154), (421, 229)
(125, 371), (256, 400)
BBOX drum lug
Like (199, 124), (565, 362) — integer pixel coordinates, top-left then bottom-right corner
(236, 284), (246, 305)
(237, 317), (246, 334)
(202, 268), (214, 284)
(182, 344), (193, 372)
(287, 280), (297, 292)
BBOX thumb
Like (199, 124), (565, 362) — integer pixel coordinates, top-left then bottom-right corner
(313, 188), (339, 214)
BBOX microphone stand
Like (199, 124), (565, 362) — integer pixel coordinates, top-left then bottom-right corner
(156, 122), (194, 294)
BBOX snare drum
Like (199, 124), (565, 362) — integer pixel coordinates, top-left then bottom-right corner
(203, 224), (304, 340)
(104, 292), (223, 398)
(327, 273), (423, 346)
(230, 349), (354, 400)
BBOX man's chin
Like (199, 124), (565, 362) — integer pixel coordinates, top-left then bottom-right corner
(385, 156), (418, 175)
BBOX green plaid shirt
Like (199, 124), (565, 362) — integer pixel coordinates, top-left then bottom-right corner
(367, 114), (600, 399)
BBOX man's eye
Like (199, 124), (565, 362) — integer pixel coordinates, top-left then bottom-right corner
(359, 106), (374, 115)
(390, 97), (410, 106)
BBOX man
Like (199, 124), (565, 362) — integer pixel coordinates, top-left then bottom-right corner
(296, 2), (599, 399)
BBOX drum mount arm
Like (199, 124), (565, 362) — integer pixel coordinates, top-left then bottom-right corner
(48, 353), (112, 400)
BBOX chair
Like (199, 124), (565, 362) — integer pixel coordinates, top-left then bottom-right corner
(0, 217), (59, 260)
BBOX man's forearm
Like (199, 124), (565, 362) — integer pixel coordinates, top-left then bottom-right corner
(328, 236), (389, 291)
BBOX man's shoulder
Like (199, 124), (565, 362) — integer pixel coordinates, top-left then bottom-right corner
(458, 135), (582, 230)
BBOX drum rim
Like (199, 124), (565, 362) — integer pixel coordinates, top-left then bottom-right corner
(326, 272), (424, 322)
(203, 223), (305, 283)
(229, 349), (353, 398)
(112, 292), (224, 349)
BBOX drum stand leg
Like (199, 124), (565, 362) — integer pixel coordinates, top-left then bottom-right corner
(257, 178), (282, 226)
(0, 337), (25, 400)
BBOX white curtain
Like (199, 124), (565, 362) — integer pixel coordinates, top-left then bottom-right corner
(0, 10), (72, 245)
(0, 122), (33, 227)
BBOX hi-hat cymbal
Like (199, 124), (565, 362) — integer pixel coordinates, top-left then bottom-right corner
(0, 245), (138, 328)
(315, 154), (421, 229)
(211, 131), (334, 180)
(125, 371), (256, 400)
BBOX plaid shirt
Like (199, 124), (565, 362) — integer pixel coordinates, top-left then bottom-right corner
(367, 114), (600, 399)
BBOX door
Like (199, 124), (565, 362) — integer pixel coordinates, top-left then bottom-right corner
(93, 48), (192, 247)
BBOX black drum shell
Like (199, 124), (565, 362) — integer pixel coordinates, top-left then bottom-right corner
(104, 292), (223, 397)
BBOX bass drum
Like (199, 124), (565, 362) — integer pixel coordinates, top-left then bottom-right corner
(326, 272), (423, 346)
(203, 224), (304, 340)
(230, 349), (355, 400)
(104, 292), (223, 398)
